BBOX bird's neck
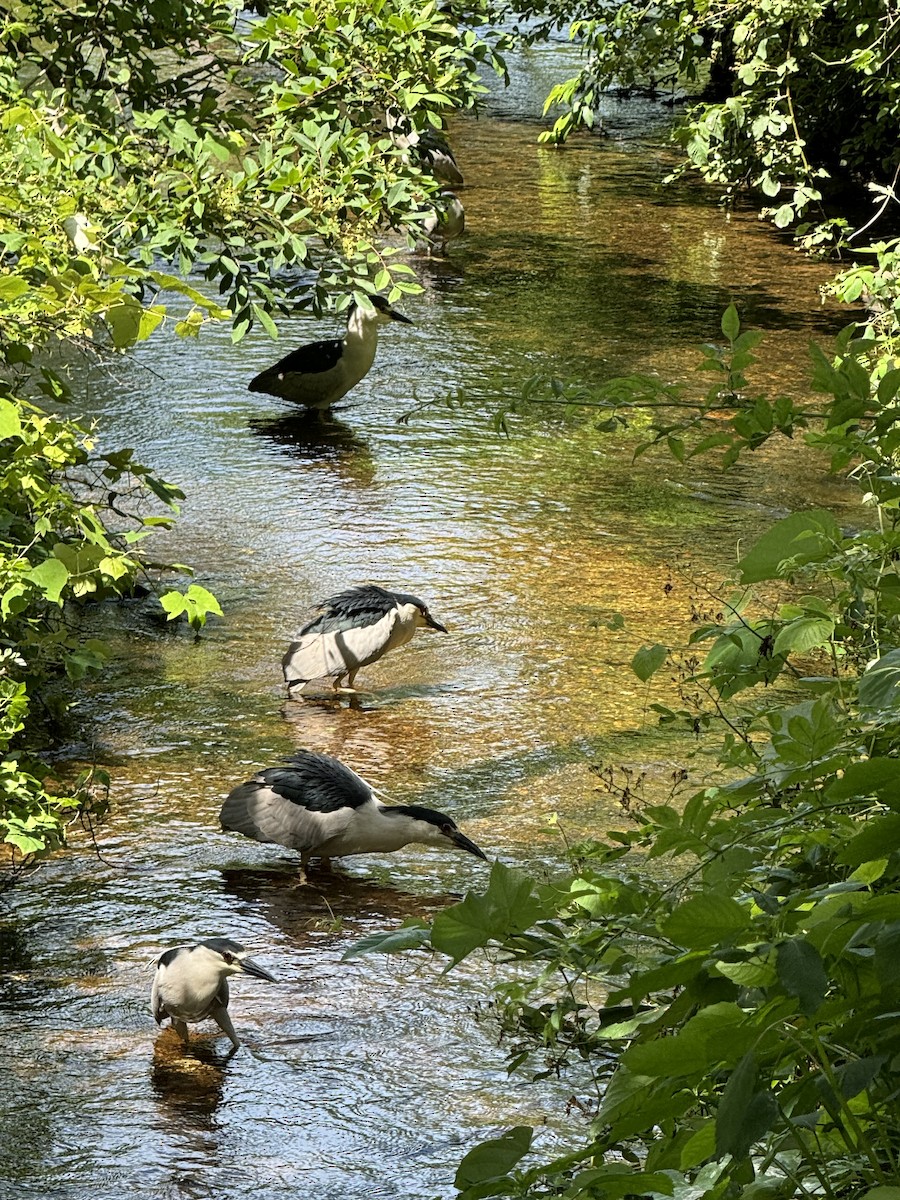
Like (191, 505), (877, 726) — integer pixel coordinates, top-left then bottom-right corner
(343, 310), (380, 375)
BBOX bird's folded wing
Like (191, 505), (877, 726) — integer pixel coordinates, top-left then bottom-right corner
(220, 782), (353, 850)
(283, 609), (399, 682)
(270, 338), (344, 376)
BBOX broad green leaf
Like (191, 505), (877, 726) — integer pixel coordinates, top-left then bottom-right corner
(776, 938), (827, 1014)
(27, 558), (69, 604)
(828, 758), (900, 802)
(662, 893), (749, 949)
(184, 584), (223, 616)
(0, 275), (28, 300)
(0, 397), (22, 439)
(859, 649), (900, 712)
(454, 1126), (532, 1192)
(622, 1003), (748, 1078)
(715, 1052), (777, 1160)
(680, 1121), (716, 1169)
(837, 813), (900, 867)
(431, 860), (549, 966)
(772, 616), (833, 655)
(341, 921), (431, 960)
(737, 510), (840, 583)
(631, 643), (667, 682)
(860, 1190), (900, 1200)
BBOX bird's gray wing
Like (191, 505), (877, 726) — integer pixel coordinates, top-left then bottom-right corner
(220, 753), (371, 849)
(214, 978), (230, 1011)
(283, 607), (399, 682)
(220, 780), (356, 851)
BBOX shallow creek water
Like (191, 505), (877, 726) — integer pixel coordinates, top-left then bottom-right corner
(0, 46), (860, 1200)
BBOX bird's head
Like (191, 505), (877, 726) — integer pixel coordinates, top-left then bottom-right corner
(393, 591), (448, 633)
(354, 294), (413, 326)
(197, 938), (277, 982)
(386, 804), (487, 859)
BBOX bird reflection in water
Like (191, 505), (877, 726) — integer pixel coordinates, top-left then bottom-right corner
(247, 411), (376, 486)
(151, 1031), (230, 1123)
(219, 864), (463, 943)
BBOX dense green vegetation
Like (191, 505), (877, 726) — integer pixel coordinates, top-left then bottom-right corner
(0, 0), (500, 869)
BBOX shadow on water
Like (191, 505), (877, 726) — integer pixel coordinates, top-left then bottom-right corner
(219, 864), (464, 941)
(247, 410), (376, 485)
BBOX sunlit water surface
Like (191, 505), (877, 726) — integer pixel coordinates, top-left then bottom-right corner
(0, 42), (856, 1200)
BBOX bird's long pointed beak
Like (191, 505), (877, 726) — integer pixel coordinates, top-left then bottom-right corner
(388, 308), (413, 325)
(450, 830), (488, 860)
(426, 614), (448, 632)
(239, 956), (277, 982)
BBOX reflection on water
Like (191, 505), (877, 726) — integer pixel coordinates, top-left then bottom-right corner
(0, 46), (856, 1200)
(247, 411), (377, 487)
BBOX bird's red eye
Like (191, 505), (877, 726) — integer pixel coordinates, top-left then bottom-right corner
(222, 952), (234, 964)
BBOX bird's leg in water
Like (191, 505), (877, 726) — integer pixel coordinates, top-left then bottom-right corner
(320, 857), (332, 872)
(173, 1018), (190, 1044)
(333, 667), (358, 693)
(211, 1004), (242, 1050)
(294, 855), (310, 886)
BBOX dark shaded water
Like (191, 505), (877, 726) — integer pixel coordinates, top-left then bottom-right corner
(0, 49), (855, 1200)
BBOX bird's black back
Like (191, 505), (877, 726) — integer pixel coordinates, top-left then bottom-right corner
(251, 337), (343, 383)
(257, 751), (372, 813)
(299, 584), (424, 636)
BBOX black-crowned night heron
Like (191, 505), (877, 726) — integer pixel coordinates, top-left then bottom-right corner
(151, 937), (276, 1049)
(420, 190), (465, 256)
(386, 109), (464, 186)
(282, 584), (447, 694)
(220, 750), (487, 882)
(248, 295), (412, 411)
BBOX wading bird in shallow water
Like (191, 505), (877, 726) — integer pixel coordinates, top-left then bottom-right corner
(220, 750), (487, 883)
(151, 938), (276, 1049)
(282, 584), (447, 694)
(248, 295), (412, 412)
(420, 190), (465, 256)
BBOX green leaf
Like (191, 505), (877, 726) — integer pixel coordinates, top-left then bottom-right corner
(859, 649), (900, 712)
(0, 275), (28, 300)
(772, 616), (834, 655)
(715, 1052), (777, 1159)
(431, 861), (550, 966)
(341, 920), (431, 960)
(631, 643), (668, 682)
(776, 938), (827, 1015)
(860, 1190), (900, 1200)
(680, 1121), (716, 1170)
(721, 304), (740, 341)
(837, 813), (900, 867)
(0, 398), (22, 439)
(622, 1003), (748, 1078)
(827, 758), (900, 803)
(737, 510), (840, 583)
(454, 1126), (532, 1194)
(27, 558), (69, 604)
(662, 893), (749, 949)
